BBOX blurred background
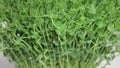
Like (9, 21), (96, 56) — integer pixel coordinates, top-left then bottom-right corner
(0, 52), (14, 68)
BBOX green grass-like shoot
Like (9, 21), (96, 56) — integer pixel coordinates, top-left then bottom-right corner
(0, 0), (120, 68)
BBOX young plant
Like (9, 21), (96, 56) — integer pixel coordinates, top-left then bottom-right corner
(0, 0), (120, 68)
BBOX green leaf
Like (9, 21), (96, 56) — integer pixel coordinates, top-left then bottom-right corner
(88, 4), (96, 14)
(54, 21), (66, 36)
(98, 22), (106, 28)
(116, 46), (120, 53)
(115, 23), (120, 31)
(107, 23), (115, 31)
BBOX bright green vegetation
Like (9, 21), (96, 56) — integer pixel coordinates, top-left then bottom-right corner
(0, 0), (120, 68)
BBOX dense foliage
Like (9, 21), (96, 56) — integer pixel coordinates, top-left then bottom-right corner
(0, 0), (120, 68)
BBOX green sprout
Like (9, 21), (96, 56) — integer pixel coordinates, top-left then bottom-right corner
(0, 0), (120, 68)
